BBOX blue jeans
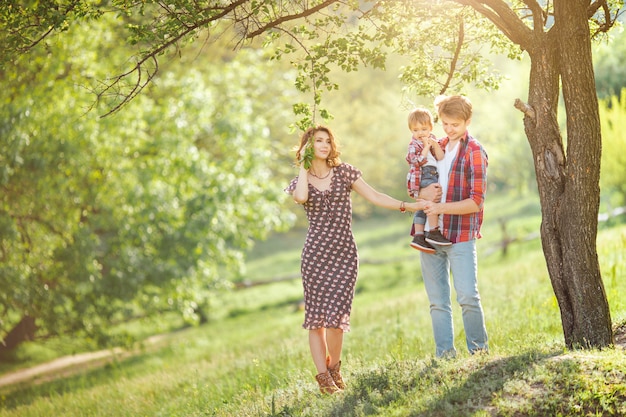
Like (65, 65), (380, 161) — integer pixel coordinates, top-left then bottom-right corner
(419, 239), (488, 357)
(413, 165), (439, 226)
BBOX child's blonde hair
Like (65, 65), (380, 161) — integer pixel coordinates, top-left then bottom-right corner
(434, 95), (472, 121)
(408, 107), (434, 129)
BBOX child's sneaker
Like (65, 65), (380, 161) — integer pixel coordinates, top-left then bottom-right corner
(410, 234), (436, 254)
(425, 229), (452, 246)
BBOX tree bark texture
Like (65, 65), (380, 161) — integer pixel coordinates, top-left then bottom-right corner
(520, 0), (612, 348)
(0, 315), (37, 355)
(553, 0), (612, 348)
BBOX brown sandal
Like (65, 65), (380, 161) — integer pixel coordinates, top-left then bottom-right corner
(327, 358), (346, 390)
(315, 370), (341, 394)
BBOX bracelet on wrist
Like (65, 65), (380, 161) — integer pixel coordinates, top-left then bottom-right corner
(400, 201), (406, 213)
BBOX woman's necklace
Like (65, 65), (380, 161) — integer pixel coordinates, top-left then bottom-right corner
(310, 167), (333, 179)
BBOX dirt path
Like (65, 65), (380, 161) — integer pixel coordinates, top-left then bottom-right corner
(0, 334), (167, 389)
(0, 348), (126, 388)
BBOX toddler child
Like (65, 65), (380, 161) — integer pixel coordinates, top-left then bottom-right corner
(405, 107), (452, 252)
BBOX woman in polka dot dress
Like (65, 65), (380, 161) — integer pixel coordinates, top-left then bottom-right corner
(285, 126), (430, 394)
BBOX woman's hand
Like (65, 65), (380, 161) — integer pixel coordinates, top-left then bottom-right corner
(423, 201), (443, 216)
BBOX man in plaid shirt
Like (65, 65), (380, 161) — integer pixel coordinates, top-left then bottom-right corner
(418, 95), (489, 358)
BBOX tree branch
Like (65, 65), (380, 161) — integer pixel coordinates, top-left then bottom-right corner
(94, 0), (344, 116)
(588, 0), (605, 17)
(95, 56), (159, 118)
(521, 0), (549, 30)
(455, 0), (534, 51)
(245, 0), (339, 39)
(7, 0), (83, 54)
(588, 0), (619, 37)
(514, 98), (535, 120)
(92, 0), (251, 116)
(439, 17), (464, 95)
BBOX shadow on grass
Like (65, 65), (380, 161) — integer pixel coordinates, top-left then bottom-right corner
(290, 348), (563, 417)
(404, 353), (550, 417)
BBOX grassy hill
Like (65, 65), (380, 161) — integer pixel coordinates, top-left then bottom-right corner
(0, 194), (625, 416)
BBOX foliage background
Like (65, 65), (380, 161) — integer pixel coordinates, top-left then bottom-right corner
(1, 6), (625, 350)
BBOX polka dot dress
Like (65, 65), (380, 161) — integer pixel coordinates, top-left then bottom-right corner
(286, 163), (362, 332)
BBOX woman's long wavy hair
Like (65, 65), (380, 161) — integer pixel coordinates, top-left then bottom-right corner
(294, 125), (342, 167)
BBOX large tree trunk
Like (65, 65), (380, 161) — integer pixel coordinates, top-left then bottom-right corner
(521, 0), (613, 349)
(553, 0), (612, 348)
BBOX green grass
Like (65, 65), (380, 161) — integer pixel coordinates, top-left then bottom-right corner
(0, 312), (188, 375)
(1, 193), (625, 416)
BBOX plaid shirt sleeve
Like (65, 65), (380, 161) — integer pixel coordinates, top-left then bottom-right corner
(442, 134), (488, 243)
(406, 139), (425, 199)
